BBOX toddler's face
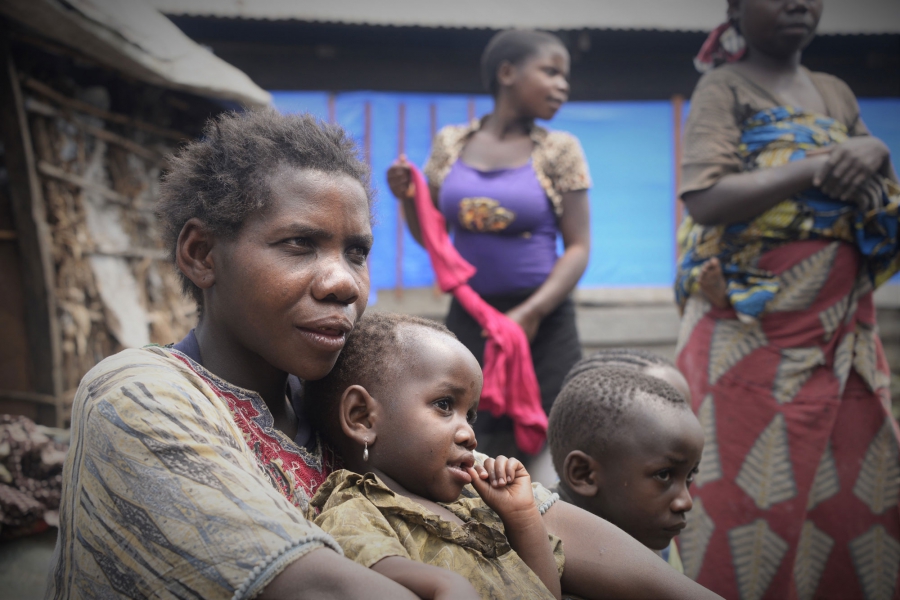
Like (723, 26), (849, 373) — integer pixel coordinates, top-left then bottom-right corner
(372, 328), (484, 503)
(593, 401), (704, 550)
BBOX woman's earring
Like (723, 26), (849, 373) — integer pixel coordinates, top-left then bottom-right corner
(363, 437), (369, 462)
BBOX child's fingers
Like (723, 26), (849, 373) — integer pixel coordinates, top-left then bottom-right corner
(472, 462), (489, 480)
(492, 456), (508, 486)
(466, 467), (488, 492)
(506, 457), (520, 483)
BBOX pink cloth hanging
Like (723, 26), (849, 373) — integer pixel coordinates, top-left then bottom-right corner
(406, 163), (547, 454)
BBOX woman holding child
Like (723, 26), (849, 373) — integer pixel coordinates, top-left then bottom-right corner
(675, 0), (900, 597)
(46, 81), (718, 599)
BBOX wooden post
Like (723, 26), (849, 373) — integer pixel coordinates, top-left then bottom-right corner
(327, 93), (336, 124)
(395, 102), (406, 301)
(467, 98), (476, 124)
(672, 94), (685, 264)
(0, 32), (64, 424)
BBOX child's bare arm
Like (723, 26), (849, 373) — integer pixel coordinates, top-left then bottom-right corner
(468, 457), (562, 600)
(370, 556), (480, 600)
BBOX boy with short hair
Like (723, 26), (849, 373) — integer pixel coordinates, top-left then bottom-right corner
(548, 364), (704, 571)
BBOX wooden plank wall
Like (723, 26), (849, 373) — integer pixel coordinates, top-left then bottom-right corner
(0, 31), (62, 424)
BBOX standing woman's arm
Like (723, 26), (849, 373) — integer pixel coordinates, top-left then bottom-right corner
(679, 74), (890, 226)
(505, 189), (590, 340)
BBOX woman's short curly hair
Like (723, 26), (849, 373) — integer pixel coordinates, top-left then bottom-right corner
(157, 109), (373, 306)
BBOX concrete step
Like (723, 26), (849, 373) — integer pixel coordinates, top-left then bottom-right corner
(368, 286), (900, 368)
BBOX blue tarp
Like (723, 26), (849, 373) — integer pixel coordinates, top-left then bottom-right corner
(270, 91), (900, 292)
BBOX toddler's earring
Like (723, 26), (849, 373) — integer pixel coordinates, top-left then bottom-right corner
(363, 437), (369, 462)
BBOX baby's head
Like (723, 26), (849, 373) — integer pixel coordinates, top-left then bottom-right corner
(548, 366), (703, 550)
(306, 312), (484, 503)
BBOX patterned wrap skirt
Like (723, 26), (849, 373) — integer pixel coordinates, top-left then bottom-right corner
(676, 239), (900, 600)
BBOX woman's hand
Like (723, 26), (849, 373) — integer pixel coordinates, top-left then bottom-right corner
(468, 455), (536, 524)
(387, 155), (414, 200)
(505, 304), (541, 342)
(813, 137), (890, 202)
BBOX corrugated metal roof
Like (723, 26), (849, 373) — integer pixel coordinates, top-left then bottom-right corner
(146, 0), (900, 35)
(1, 0), (271, 107)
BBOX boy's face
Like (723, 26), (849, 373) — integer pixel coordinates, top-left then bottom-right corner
(590, 399), (704, 550)
(370, 327), (484, 504)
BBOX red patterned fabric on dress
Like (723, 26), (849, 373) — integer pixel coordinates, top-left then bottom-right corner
(171, 353), (338, 514)
(676, 240), (900, 599)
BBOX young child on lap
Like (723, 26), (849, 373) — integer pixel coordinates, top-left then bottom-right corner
(305, 312), (563, 600)
(548, 355), (703, 572)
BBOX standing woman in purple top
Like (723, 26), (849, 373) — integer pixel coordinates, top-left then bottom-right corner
(387, 30), (592, 461)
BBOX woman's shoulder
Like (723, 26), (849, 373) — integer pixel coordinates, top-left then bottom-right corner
(75, 346), (216, 413)
(435, 121), (478, 146)
(541, 128), (582, 149)
(539, 129), (588, 166)
(694, 64), (747, 91)
(806, 69), (859, 107)
(80, 346), (189, 389)
(534, 127), (591, 197)
(806, 69), (854, 92)
(426, 121), (478, 185)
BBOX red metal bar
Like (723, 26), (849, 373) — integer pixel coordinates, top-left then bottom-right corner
(396, 103), (406, 301)
(672, 94), (685, 264)
(467, 98), (476, 123)
(429, 102), (438, 140)
(327, 93), (336, 124)
(363, 101), (372, 166)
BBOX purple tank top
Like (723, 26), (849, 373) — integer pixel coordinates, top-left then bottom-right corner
(439, 159), (558, 296)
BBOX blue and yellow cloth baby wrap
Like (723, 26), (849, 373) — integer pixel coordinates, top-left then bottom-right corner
(675, 106), (900, 320)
